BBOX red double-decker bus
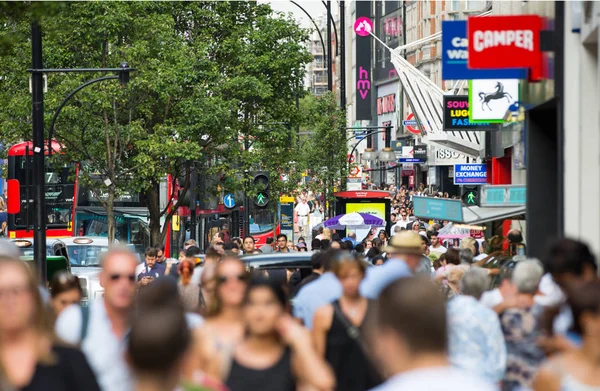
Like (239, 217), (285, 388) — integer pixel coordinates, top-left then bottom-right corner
(6, 141), (77, 239)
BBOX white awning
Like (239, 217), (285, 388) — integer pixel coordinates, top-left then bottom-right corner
(462, 205), (526, 225)
(376, 36), (484, 158)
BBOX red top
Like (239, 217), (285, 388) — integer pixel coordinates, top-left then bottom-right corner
(8, 140), (63, 156)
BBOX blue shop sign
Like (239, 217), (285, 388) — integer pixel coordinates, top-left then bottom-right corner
(454, 164), (487, 185)
(413, 197), (464, 222)
(442, 21), (528, 81)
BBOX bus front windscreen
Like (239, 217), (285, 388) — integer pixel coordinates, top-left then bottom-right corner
(10, 156), (75, 229)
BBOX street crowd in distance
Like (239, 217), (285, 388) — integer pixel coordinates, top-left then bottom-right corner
(0, 188), (600, 390)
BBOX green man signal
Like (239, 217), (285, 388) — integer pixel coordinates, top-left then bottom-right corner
(466, 191), (476, 204)
(461, 186), (480, 206)
(256, 192), (268, 207)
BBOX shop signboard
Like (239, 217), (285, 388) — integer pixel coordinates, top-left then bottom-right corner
(454, 164), (488, 185)
(469, 79), (520, 123)
(443, 95), (499, 131)
(355, 3), (373, 120)
(413, 197), (464, 222)
(467, 15), (544, 81)
(441, 20), (527, 81)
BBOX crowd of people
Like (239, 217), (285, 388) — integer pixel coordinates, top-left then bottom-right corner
(0, 222), (599, 391)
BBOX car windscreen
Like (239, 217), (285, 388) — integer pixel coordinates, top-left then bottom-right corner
(18, 246), (54, 257)
(67, 245), (108, 267)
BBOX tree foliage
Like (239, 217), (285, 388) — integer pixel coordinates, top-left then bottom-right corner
(0, 1), (314, 244)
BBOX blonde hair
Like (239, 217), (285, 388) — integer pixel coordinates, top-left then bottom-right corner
(322, 228), (332, 240)
(0, 258), (56, 367)
(461, 237), (477, 255)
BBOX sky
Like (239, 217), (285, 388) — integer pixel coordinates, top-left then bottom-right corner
(262, 0), (337, 29)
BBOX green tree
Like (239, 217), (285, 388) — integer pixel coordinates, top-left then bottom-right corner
(299, 92), (348, 214)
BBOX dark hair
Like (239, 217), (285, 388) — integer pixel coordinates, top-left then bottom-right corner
(421, 235), (430, 246)
(153, 244), (165, 252)
(354, 243), (365, 254)
(244, 276), (287, 308)
(266, 237), (274, 244)
(310, 252), (325, 270)
(311, 238), (322, 250)
(566, 280), (600, 335)
(49, 271), (82, 298)
(223, 241), (239, 251)
(129, 279), (189, 374)
(276, 233), (287, 242)
(320, 239), (331, 250)
(372, 238), (384, 250)
(542, 238), (598, 277)
(215, 232), (226, 240)
(445, 248), (460, 265)
(145, 247), (158, 258)
(430, 231), (439, 238)
(331, 233), (341, 242)
(185, 246), (201, 258)
(371, 255), (386, 265)
(507, 230), (523, 244)
(366, 247), (381, 259)
(243, 236), (255, 243)
(377, 278), (447, 354)
(204, 246), (220, 259)
(298, 237), (305, 243)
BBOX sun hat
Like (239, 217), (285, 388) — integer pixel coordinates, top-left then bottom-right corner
(384, 231), (422, 255)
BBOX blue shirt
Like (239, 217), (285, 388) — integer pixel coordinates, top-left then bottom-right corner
(292, 272), (342, 329)
(137, 262), (166, 280)
(447, 295), (507, 383)
(360, 258), (412, 299)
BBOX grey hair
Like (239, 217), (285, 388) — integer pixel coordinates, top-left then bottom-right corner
(0, 239), (21, 259)
(394, 226), (402, 233)
(512, 259), (544, 294)
(459, 248), (474, 265)
(460, 267), (490, 299)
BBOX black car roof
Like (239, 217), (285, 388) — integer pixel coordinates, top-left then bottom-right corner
(242, 251), (314, 269)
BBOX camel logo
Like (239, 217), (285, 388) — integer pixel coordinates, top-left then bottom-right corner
(357, 66), (370, 99)
(478, 82), (513, 111)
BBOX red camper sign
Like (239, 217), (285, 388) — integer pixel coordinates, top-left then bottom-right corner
(467, 15), (544, 81)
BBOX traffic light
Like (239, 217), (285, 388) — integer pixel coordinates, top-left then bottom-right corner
(461, 186), (480, 206)
(252, 171), (270, 208)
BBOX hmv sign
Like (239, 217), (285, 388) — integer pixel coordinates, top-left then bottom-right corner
(355, 1), (372, 120)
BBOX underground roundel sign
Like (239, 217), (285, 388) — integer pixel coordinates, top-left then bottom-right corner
(402, 113), (421, 135)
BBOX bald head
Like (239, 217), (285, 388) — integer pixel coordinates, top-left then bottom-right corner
(100, 247), (138, 311)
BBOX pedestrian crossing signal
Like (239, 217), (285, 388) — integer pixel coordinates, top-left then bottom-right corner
(252, 172), (270, 208)
(461, 186), (480, 206)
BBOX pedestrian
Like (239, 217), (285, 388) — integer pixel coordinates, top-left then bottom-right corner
(446, 267), (506, 384)
(276, 234), (290, 253)
(429, 231), (447, 257)
(295, 197), (310, 238)
(186, 245), (204, 286)
(0, 255), (100, 391)
(360, 231), (420, 299)
(372, 255), (385, 266)
(294, 252), (326, 294)
(184, 239), (197, 250)
(55, 247), (138, 391)
(312, 255), (382, 391)
(368, 278), (496, 391)
(534, 280), (600, 391)
(434, 248), (461, 284)
(49, 271), (82, 317)
(293, 250), (342, 329)
(137, 247), (165, 287)
(310, 199), (324, 232)
(445, 266), (465, 301)
(220, 277), (335, 391)
(177, 259), (199, 312)
(191, 256), (248, 379)
(242, 236), (256, 254)
(499, 260), (545, 391)
(311, 238), (322, 251)
(377, 230), (389, 247)
(127, 298), (192, 391)
(258, 237), (275, 254)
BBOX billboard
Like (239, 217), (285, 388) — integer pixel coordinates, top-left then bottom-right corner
(355, 1), (372, 120)
(441, 20), (527, 81)
(469, 79), (520, 123)
(467, 15), (543, 81)
(454, 164), (487, 185)
(443, 95), (499, 131)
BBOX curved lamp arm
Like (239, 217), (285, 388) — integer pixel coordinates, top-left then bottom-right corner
(47, 75), (119, 155)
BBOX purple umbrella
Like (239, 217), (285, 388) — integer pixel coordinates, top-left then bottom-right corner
(324, 212), (385, 230)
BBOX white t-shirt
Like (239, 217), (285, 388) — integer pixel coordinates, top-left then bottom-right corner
(295, 203), (310, 216)
(369, 366), (497, 391)
(429, 245), (448, 255)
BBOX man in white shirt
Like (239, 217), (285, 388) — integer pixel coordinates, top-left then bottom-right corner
(369, 278), (496, 391)
(295, 197), (310, 237)
(56, 248), (138, 391)
(429, 231), (447, 257)
(391, 209), (411, 231)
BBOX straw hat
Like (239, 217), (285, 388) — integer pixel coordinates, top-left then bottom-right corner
(384, 231), (423, 255)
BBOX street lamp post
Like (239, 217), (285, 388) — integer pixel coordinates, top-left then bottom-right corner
(29, 21), (134, 282)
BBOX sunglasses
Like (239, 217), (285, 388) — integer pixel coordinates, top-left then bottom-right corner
(217, 274), (247, 284)
(109, 274), (136, 282)
(215, 242), (225, 246)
